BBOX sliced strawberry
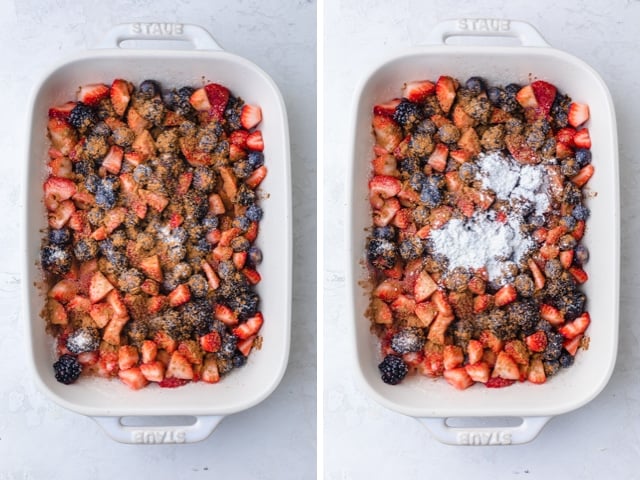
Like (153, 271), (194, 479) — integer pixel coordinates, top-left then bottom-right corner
(457, 127), (481, 156)
(404, 80), (436, 103)
(568, 102), (590, 127)
(233, 312), (264, 340)
(140, 361), (166, 382)
(204, 83), (230, 120)
(373, 278), (402, 302)
(372, 114), (402, 152)
(77, 83), (109, 106)
(168, 284), (191, 307)
(560, 250), (574, 269)
(102, 206), (126, 234)
(199, 331), (221, 353)
(246, 130), (264, 151)
(240, 104), (262, 130)
(373, 98), (401, 117)
(158, 377), (189, 388)
(530, 80), (556, 117)
(154, 330), (177, 353)
(237, 335), (257, 357)
(427, 143), (449, 172)
(105, 290), (128, 318)
(559, 312), (591, 339)
(492, 351), (520, 380)
(563, 334), (584, 356)
(127, 107), (151, 135)
(485, 376), (515, 388)
(443, 367), (474, 390)
(48, 279), (78, 304)
(467, 339), (485, 364)
(67, 295), (91, 313)
(571, 164), (595, 188)
(435, 76), (456, 113)
(540, 304), (565, 327)
(140, 340), (158, 364)
(527, 358), (546, 384)
(215, 304), (238, 326)
(48, 101), (77, 120)
(138, 254), (163, 282)
(372, 154), (399, 177)
(479, 330), (504, 354)
(515, 85), (538, 109)
(229, 129), (250, 148)
(132, 129), (157, 161)
(243, 267), (261, 285)
(189, 87), (211, 111)
(528, 258), (546, 291)
(89, 302), (113, 328)
(47, 118), (78, 155)
(77, 350), (99, 366)
(47, 298), (68, 325)
(525, 331), (548, 353)
(443, 345), (464, 370)
(390, 294), (416, 317)
(426, 313), (454, 344)
(166, 351), (194, 380)
(118, 345), (140, 371)
(101, 145), (124, 174)
(88, 271), (114, 303)
(177, 340), (203, 365)
(110, 79), (133, 117)
(505, 134), (540, 165)
(556, 127), (577, 146)
(504, 340), (530, 365)
(139, 189), (169, 212)
(44, 176), (77, 211)
(414, 270), (438, 303)
(573, 128), (591, 148)
(413, 301), (437, 328)
(494, 283), (516, 307)
(465, 362), (490, 383)
(48, 156), (74, 179)
(473, 293), (493, 313)
(118, 367), (149, 390)
(431, 290), (453, 316)
(102, 314), (129, 346)
(569, 266), (589, 284)
(452, 104), (476, 129)
(369, 175), (402, 209)
(200, 355), (221, 383)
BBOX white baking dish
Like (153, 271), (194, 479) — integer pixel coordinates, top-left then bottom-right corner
(347, 19), (619, 445)
(22, 23), (291, 443)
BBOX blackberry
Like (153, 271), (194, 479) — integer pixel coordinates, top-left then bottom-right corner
(393, 99), (423, 131)
(232, 353), (247, 368)
(398, 237), (424, 261)
(535, 319), (554, 334)
(542, 332), (564, 361)
(558, 291), (586, 321)
(66, 327), (100, 354)
(559, 352), (575, 368)
(560, 158), (580, 177)
(95, 177), (119, 209)
(372, 226), (396, 241)
(227, 291), (259, 319)
(247, 151), (265, 170)
(245, 204), (263, 222)
(550, 94), (571, 129)
(572, 204), (590, 221)
(195, 237), (212, 253)
(183, 191), (208, 220)
(99, 239), (127, 270)
(48, 228), (71, 245)
(575, 149), (592, 168)
(68, 102), (97, 132)
(560, 215), (577, 232)
(378, 355), (408, 385)
(391, 328), (426, 354)
(366, 238), (397, 270)
(188, 274), (209, 298)
(73, 237), (99, 262)
(247, 246), (263, 266)
(465, 76), (486, 95)
(563, 183), (582, 205)
(236, 184), (257, 206)
(41, 244), (73, 276)
(53, 354), (82, 384)
(138, 79), (160, 99)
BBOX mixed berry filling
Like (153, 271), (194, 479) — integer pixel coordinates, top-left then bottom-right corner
(42, 78), (267, 389)
(367, 75), (593, 389)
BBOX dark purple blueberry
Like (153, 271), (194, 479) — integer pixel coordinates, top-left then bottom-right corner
(232, 215), (251, 232)
(41, 244), (72, 276)
(245, 204), (263, 222)
(68, 102), (97, 131)
(572, 205), (590, 221)
(73, 237), (99, 262)
(248, 246), (263, 266)
(559, 352), (575, 368)
(48, 228), (71, 245)
(202, 214), (219, 229)
(487, 86), (504, 105)
(420, 183), (442, 207)
(367, 238), (397, 270)
(574, 244), (589, 265)
(139, 79), (160, 99)
(247, 151), (265, 170)
(372, 226), (396, 241)
(575, 148), (592, 167)
(236, 185), (256, 206)
(392, 99), (424, 130)
(398, 237), (424, 261)
(220, 333), (238, 357)
(232, 353), (247, 368)
(465, 76), (486, 95)
(409, 172), (427, 191)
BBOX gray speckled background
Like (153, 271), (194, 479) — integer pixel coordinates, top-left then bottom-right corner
(324, 0), (639, 478)
(1, 0), (316, 477)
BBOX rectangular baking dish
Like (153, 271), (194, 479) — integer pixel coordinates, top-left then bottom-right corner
(22, 23), (291, 443)
(347, 19), (619, 445)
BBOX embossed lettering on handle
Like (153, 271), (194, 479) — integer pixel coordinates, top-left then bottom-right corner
(130, 22), (185, 36)
(457, 18), (511, 33)
(456, 430), (512, 445)
(132, 429), (187, 444)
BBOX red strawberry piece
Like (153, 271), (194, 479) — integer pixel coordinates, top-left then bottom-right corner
(246, 130), (264, 151)
(199, 260), (219, 291)
(140, 340), (158, 363)
(139, 254), (163, 282)
(48, 101), (77, 120)
(105, 290), (128, 318)
(528, 258), (546, 291)
(443, 367), (474, 390)
(373, 197), (400, 227)
(246, 165), (268, 189)
(233, 251), (247, 270)
(427, 313), (455, 344)
(479, 330), (504, 354)
(102, 314), (129, 346)
(189, 88), (211, 111)
(435, 76), (456, 113)
(158, 377), (189, 388)
(443, 345), (464, 370)
(47, 298), (68, 325)
(556, 127), (577, 146)
(66, 295), (91, 314)
(127, 107), (151, 135)
(242, 267), (261, 285)
(559, 312), (591, 339)
(419, 349), (444, 377)
(140, 278), (159, 296)
(118, 367), (149, 390)
(174, 172), (193, 196)
(465, 362), (490, 383)
(140, 361), (166, 382)
(505, 134), (540, 165)
(515, 85), (538, 109)
(402, 351), (425, 369)
(530, 80), (557, 117)
(233, 312), (264, 340)
(96, 350), (119, 377)
(215, 304), (238, 326)
(369, 297), (393, 325)
(101, 145), (124, 175)
(504, 340), (530, 365)
(163, 110), (185, 127)
(89, 302), (113, 328)
(404, 80), (436, 103)
(373, 98), (401, 117)
(559, 250), (574, 269)
(373, 278), (402, 302)
(571, 164), (595, 188)
(213, 245), (233, 262)
(467, 339), (485, 364)
(556, 142), (574, 158)
(118, 345), (140, 371)
(492, 351), (520, 380)
(569, 266), (589, 284)
(204, 83), (230, 121)
(200, 355), (221, 383)
(563, 334), (584, 356)
(178, 340), (203, 365)
(369, 175), (402, 209)
(452, 104), (476, 129)
(48, 279), (78, 304)
(77, 83), (109, 106)
(485, 376), (516, 388)
(525, 331), (548, 353)
(139, 189), (169, 212)
(373, 153), (400, 177)
(372, 114), (402, 152)
(573, 128), (591, 148)
(413, 302), (436, 327)
(102, 207), (126, 234)
(154, 330), (177, 353)
(230, 129), (250, 148)
(489, 107), (510, 124)
(414, 270), (438, 303)
(427, 143), (449, 172)
(110, 79), (132, 117)
(568, 102), (590, 127)
(240, 104), (262, 130)
(166, 351), (194, 380)
(200, 331), (221, 353)
(47, 118), (78, 155)
(132, 129), (157, 161)
(168, 284), (191, 307)
(48, 156), (73, 179)
(431, 290), (453, 316)
(494, 283), (516, 307)
(390, 294), (416, 317)
(238, 335), (257, 357)
(473, 294), (493, 313)
(527, 358), (546, 384)
(540, 303), (565, 327)
(43, 176), (77, 211)
(77, 350), (99, 366)
(88, 271), (114, 303)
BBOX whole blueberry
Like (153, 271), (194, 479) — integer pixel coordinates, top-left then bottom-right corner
(575, 149), (592, 167)
(48, 228), (71, 245)
(248, 246), (263, 265)
(245, 204), (263, 222)
(247, 151), (264, 170)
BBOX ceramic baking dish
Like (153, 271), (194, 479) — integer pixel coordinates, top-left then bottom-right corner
(22, 23), (291, 444)
(347, 19), (619, 445)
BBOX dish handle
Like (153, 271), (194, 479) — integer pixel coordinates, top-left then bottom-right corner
(98, 22), (222, 50)
(426, 18), (549, 47)
(418, 416), (551, 445)
(93, 415), (224, 444)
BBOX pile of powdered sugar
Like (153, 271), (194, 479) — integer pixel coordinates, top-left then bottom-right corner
(429, 151), (552, 283)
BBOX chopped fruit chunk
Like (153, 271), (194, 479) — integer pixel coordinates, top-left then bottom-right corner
(89, 271), (114, 303)
(110, 79), (132, 117)
(404, 80), (436, 102)
(77, 83), (110, 106)
(492, 352), (520, 380)
(118, 367), (149, 390)
(568, 102), (590, 127)
(435, 76), (456, 113)
(240, 104), (262, 129)
(166, 351), (194, 380)
(443, 367), (474, 390)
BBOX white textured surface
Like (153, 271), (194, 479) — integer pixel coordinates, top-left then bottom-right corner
(324, 0), (639, 478)
(1, 1), (315, 478)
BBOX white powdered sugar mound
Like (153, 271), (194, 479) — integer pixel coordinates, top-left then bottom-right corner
(430, 151), (552, 283)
